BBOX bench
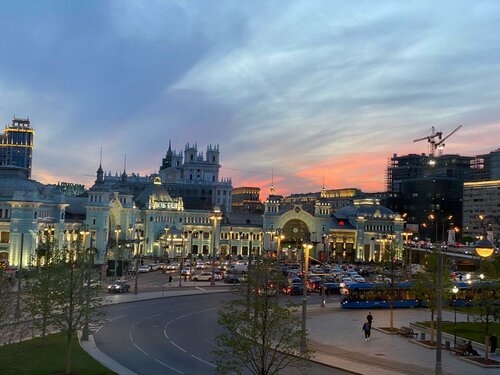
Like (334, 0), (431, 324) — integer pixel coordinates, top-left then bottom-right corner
(396, 326), (417, 338)
(450, 343), (475, 356)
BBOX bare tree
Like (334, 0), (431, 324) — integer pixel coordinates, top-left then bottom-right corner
(215, 258), (312, 375)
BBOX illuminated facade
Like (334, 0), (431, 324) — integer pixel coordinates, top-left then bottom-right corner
(0, 118), (34, 178)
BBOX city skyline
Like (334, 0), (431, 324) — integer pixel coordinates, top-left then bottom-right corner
(1, 1), (500, 195)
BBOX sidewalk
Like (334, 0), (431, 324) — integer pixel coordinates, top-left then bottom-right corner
(82, 289), (499, 375)
(305, 305), (499, 375)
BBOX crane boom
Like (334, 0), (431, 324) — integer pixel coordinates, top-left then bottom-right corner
(435, 125), (462, 146)
(413, 125), (462, 156)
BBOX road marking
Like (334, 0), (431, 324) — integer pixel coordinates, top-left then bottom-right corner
(109, 314), (127, 322)
(170, 340), (187, 352)
(196, 307), (216, 314)
(195, 287), (205, 291)
(154, 358), (184, 374)
(191, 354), (215, 368)
(129, 330), (134, 342)
(145, 313), (162, 320)
(163, 327), (169, 340)
(133, 342), (150, 357)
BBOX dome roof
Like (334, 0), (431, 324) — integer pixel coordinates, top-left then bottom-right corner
(135, 182), (174, 209)
(335, 200), (394, 220)
(0, 167), (44, 199)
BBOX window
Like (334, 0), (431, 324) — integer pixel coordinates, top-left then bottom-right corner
(202, 245), (209, 254)
(93, 217), (96, 225)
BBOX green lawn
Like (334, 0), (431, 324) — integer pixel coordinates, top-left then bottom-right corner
(0, 333), (115, 375)
(416, 321), (500, 344)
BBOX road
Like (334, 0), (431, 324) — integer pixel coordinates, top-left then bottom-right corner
(95, 292), (350, 375)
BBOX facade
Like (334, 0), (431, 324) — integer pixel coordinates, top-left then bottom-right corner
(470, 149), (500, 181)
(462, 180), (500, 245)
(386, 153), (474, 240)
(262, 194), (404, 263)
(159, 142), (232, 212)
(0, 118), (34, 178)
(232, 186), (263, 213)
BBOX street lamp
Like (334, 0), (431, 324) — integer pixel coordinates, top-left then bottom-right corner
(210, 206), (222, 286)
(81, 226), (92, 341)
(301, 242), (313, 354)
(114, 225), (122, 278)
(452, 286), (459, 346)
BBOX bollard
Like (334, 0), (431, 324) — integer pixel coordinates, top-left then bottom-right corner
(445, 341), (450, 350)
(420, 332), (426, 340)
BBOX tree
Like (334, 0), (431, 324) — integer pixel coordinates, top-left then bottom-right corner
(413, 251), (451, 344)
(214, 258), (312, 375)
(26, 240), (102, 374)
(25, 237), (59, 337)
(0, 275), (22, 344)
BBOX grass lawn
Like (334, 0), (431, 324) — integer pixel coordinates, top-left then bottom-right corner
(416, 321), (500, 344)
(0, 332), (115, 375)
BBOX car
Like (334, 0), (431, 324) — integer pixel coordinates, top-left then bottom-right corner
(166, 263), (179, 270)
(138, 265), (150, 273)
(150, 264), (160, 271)
(224, 274), (241, 284)
(181, 268), (192, 276)
(84, 279), (101, 288)
(214, 270), (224, 280)
(353, 276), (365, 283)
(107, 280), (130, 293)
(191, 272), (213, 281)
(282, 282), (305, 296)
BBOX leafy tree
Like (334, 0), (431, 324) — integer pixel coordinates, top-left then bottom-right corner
(215, 258), (312, 375)
(413, 251), (452, 344)
(26, 240), (102, 374)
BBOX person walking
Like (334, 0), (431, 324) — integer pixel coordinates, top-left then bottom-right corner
(362, 320), (371, 341)
(367, 312), (374, 328)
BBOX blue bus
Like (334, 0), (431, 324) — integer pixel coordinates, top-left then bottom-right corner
(340, 281), (498, 309)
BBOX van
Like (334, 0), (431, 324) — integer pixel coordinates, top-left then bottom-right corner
(228, 263), (248, 274)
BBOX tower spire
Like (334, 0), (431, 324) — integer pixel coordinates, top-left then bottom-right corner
(96, 147), (104, 184)
(270, 169), (275, 195)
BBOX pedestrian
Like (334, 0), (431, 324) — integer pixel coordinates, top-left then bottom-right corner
(168, 275), (173, 284)
(362, 320), (371, 341)
(490, 334), (497, 355)
(367, 311), (373, 328)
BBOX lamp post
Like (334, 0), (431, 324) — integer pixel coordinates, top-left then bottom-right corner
(81, 226), (93, 341)
(114, 225), (121, 278)
(210, 206), (222, 286)
(452, 286), (458, 346)
(14, 231), (25, 320)
(134, 229), (140, 295)
(301, 242), (312, 354)
(473, 214), (499, 360)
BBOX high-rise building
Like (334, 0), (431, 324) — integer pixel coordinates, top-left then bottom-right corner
(386, 153), (473, 240)
(232, 187), (263, 213)
(0, 118), (34, 178)
(470, 148), (500, 181)
(462, 180), (500, 245)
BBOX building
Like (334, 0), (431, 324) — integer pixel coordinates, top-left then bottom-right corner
(0, 118), (34, 178)
(462, 180), (500, 245)
(158, 142), (233, 212)
(232, 187), (263, 213)
(470, 149), (500, 181)
(386, 153), (474, 241)
(55, 182), (85, 196)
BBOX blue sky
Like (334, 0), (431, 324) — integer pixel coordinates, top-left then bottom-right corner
(1, 1), (499, 195)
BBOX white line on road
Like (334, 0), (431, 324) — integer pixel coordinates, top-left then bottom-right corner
(109, 314), (127, 322)
(154, 358), (184, 374)
(195, 287), (205, 291)
(170, 340), (187, 353)
(133, 342), (150, 357)
(145, 313), (162, 320)
(129, 330), (134, 342)
(163, 327), (169, 340)
(190, 354), (216, 368)
(196, 307), (216, 314)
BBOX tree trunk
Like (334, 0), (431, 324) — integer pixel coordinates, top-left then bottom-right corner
(65, 332), (72, 374)
(430, 310), (435, 344)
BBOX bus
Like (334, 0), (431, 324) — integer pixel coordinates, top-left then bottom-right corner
(340, 281), (499, 309)
(340, 282), (420, 309)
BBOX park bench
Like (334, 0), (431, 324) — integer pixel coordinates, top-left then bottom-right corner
(396, 326), (417, 338)
(450, 343), (474, 356)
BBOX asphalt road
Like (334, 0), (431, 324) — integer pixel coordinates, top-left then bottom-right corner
(95, 293), (350, 375)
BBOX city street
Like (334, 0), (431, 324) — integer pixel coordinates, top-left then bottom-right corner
(94, 292), (350, 375)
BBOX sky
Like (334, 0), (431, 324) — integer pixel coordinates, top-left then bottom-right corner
(1, 1), (499, 197)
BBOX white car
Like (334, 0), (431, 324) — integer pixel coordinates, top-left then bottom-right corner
(166, 263), (179, 270)
(191, 272), (213, 281)
(138, 265), (150, 273)
(150, 264), (160, 271)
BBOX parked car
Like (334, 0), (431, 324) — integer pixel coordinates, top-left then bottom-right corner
(191, 272), (213, 281)
(166, 263), (179, 270)
(181, 268), (192, 276)
(107, 280), (130, 293)
(138, 265), (150, 273)
(150, 264), (160, 271)
(282, 282), (305, 296)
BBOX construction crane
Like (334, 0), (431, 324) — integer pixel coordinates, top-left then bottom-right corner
(413, 125), (462, 157)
